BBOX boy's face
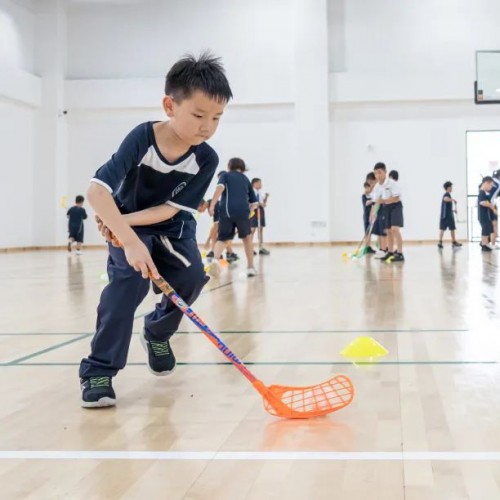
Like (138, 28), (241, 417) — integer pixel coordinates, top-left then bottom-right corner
(368, 179), (375, 188)
(447, 186), (453, 193)
(374, 169), (386, 183)
(483, 181), (493, 191)
(364, 185), (371, 193)
(253, 181), (262, 190)
(164, 90), (226, 146)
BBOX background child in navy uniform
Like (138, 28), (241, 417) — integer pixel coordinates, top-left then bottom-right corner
(250, 177), (270, 255)
(208, 157), (258, 277)
(67, 195), (87, 254)
(478, 176), (495, 252)
(438, 181), (461, 249)
(362, 181), (375, 254)
(205, 172), (238, 262)
(79, 53), (232, 408)
(371, 163), (389, 258)
(382, 170), (404, 262)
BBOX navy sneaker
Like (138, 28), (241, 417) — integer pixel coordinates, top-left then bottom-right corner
(80, 376), (116, 408)
(141, 331), (176, 376)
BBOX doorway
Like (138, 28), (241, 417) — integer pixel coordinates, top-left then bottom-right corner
(466, 131), (500, 241)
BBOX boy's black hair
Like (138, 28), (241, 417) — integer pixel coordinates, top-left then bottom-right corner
(165, 52), (233, 104)
(389, 170), (399, 181)
(374, 162), (386, 171)
(363, 181), (371, 188)
(482, 176), (494, 183)
(443, 181), (453, 190)
(228, 157), (246, 172)
(366, 172), (376, 181)
(75, 195), (84, 204)
(251, 177), (261, 185)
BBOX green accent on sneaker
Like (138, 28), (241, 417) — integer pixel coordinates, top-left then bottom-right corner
(150, 341), (171, 357)
(89, 376), (111, 388)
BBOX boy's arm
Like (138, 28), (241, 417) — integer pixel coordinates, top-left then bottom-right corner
(209, 185), (224, 216)
(87, 183), (159, 279)
(82, 209), (88, 220)
(122, 205), (179, 226)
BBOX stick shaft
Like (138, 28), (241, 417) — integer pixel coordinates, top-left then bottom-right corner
(152, 276), (259, 384)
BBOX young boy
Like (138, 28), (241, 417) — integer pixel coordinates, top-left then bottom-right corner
(250, 177), (270, 255)
(67, 195), (87, 255)
(79, 53), (232, 407)
(208, 158), (258, 277)
(479, 176), (496, 252)
(370, 163), (389, 258)
(383, 170), (404, 262)
(362, 180), (376, 254)
(438, 181), (462, 249)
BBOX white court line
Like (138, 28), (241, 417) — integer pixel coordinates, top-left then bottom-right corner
(1, 451), (500, 461)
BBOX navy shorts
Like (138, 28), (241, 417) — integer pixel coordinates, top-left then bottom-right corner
(371, 206), (387, 236)
(218, 216), (252, 241)
(440, 216), (456, 231)
(250, 207), (266, 228)
(386, 202), (404, 229)
(69, 225), (84, 243)
(480, 219), (493, 236)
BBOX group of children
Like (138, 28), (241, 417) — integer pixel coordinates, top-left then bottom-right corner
(361, 162), (405, 262)
(361, 165), (500, 254)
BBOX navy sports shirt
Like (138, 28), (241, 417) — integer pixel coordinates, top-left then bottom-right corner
(217, 171), (257, 219)
(91, 122), (218, 238)
(478, 190), (492, 222)
(67, 206), (87, 228)
(441, 193), (453, 220)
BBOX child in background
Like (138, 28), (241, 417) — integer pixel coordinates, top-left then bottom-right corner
(370, 163), (389, 259)
(383, 170), (404, 262)
(208, 157), (258, 277)
(438, 181), (462, 249)
(362, 181), (376, 254)
(67, 195), (88, 255)
(205, 172), (238, 262)
(478, 176), (496, 252)
(250, 177), (270, 255)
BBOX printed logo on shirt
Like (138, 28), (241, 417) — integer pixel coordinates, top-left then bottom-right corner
(172, 182), (187, 197)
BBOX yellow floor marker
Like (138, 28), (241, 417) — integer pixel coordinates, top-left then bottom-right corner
(341, 336), (389, 363)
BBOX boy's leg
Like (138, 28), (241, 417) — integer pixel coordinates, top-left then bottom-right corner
(235, 218), (255, 274)
(144, 237), (208, 344)
(393, 227), (403, 252)
(79, 236), (154, 379)
(243, 235), (255, 270)
(492, 220), (498, 245)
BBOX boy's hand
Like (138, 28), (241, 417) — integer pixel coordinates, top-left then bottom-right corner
(122, 239), (160, 279)
(95, 216), (120, 247)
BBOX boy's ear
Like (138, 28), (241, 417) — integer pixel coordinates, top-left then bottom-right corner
(163, 96), (175, 118)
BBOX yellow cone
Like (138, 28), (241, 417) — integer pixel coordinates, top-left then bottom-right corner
(341, 336), (389, 360)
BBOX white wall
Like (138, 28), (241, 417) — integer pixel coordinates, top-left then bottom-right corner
(0, 0), (38, 249)
(0, 99), (36, 247)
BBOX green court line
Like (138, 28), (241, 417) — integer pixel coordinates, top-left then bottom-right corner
(4, 333), (93, 365)
(0, 328), (471, 336)
(0, 360), (498, 367)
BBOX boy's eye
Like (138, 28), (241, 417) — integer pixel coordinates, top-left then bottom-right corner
(213, 117), (220, 121)
(193, 114), (203, 119)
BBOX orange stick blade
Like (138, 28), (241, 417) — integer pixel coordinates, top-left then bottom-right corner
(255, 375), (354, 419)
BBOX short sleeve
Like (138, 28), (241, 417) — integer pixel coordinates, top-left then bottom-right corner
(217, 172), (228, 187)
(443, 193), (451, 201)
(91, 123), (149, 193)
(167, 146), (219, 213)
(479, 191), (487, 203)
(391, 181), (402, 197)
(82, 208), (88, 220)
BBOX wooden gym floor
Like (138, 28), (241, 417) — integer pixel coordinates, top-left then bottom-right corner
(1, 244), (500, 499)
